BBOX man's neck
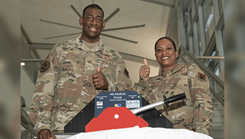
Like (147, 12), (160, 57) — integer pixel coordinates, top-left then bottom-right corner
(81, 35), (100, 43)
(81, 38), (100, 50)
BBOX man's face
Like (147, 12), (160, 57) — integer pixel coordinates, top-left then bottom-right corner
(80, 8), (105, 43)
(155, 39), (178, 70)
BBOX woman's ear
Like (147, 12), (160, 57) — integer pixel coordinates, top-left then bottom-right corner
(176, 51), (178, 58)
(79, 17), (83, 26)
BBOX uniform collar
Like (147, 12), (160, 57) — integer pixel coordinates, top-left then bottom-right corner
(158, 63), (183, 76)
(75, 36), (104, 53)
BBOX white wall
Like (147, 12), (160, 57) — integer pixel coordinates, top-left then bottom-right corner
(216, 66), (224, 100)
(21, 67), (35, 111)
(21, 67), (35, 130)
(0, 0), (21, 137)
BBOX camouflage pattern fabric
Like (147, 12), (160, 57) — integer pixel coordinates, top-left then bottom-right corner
(29, 36), (132, 132)
(133, 62), (213, 135)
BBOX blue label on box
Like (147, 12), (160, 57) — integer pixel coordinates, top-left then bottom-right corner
(94, 91), (142, 117)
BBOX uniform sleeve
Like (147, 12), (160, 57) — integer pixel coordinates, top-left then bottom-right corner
(29, 46), (59, 132)
(106, 58), (132, 91)
(188, 63), (214, 135)
(133, 78), (150, 98)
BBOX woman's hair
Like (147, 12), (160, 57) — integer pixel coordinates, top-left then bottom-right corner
(154, 37), (176, 51)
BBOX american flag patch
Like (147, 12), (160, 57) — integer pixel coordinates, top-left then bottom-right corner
(97, 101), (103, 106)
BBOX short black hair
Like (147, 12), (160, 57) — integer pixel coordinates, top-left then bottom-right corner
(154, 37), (177, 51)
(83, 4), (104, 18)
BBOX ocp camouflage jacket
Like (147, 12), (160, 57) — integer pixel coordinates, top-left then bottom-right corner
(133, 62), (213, 135)
(29, 37), (132, 132)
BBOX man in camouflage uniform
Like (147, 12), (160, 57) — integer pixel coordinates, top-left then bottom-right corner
(29, 4), (132, 139)
(133, 37), (213, 136)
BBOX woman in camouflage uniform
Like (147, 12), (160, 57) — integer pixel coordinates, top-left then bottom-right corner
(134, 37), (213, 136)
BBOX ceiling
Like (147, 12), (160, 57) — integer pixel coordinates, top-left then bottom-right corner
(21, 0), (176, 61)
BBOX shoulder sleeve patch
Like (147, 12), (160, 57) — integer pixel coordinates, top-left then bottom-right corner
(40, 61), (50, 73)
(196, 72), (207, 82)
(191, 64), (209, 88)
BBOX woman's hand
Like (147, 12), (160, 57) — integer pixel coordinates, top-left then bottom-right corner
(139, 59), (150, 81)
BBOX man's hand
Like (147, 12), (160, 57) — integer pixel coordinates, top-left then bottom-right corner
(93, 65), (108, 90)
(139, 59), (150, 81)
(38, 129), (53, 139)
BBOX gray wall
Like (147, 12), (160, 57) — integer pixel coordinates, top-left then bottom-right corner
(0, 0), (21, 138)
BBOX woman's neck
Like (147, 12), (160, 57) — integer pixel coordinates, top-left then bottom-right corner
(161, 64), (176, 73)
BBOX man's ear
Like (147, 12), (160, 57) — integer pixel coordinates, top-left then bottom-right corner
(79, 17), (83, 26)
(102, 20), (105, 30)
(175, 51), (178, 58)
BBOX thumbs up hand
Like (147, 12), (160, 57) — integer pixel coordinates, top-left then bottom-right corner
(97, 65), (101, 74)
(93, 65), (108, 90)
(139, 59), (150, 81)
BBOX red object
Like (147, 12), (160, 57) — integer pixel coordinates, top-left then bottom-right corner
(85, 107), (148, 132)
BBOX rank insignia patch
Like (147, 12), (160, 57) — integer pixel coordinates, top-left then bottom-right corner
(196, 72), (207, 82)
(40, 61), (50, 73)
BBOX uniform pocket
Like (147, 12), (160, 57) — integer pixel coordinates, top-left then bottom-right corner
(68, 53), (85, 77)
(58, 54), (79, 83)
(101, 60), (117, 81)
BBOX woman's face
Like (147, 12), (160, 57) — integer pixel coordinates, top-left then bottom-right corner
(155, 39), (178, 71)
